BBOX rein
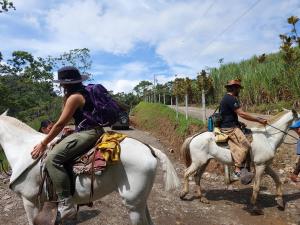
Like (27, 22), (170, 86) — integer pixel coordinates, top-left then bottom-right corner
(265, 122), (298, 145)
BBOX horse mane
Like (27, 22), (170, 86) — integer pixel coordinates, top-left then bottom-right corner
(0, 115), (39, 134)
(255, 110), (289, 128)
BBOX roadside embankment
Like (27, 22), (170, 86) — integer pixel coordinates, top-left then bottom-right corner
(131, 102), (205, 157)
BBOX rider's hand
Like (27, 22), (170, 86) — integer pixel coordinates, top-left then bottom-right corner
(62, 127), (74, 136)
(257, 117), (268, 126)
(31, 142), (47, 159)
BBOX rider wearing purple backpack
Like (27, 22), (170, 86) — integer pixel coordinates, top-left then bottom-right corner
(31, 66), (106, 220)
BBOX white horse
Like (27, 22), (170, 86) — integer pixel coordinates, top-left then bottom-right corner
(179, 109), (298, 213)
(0, 112), (179, 225)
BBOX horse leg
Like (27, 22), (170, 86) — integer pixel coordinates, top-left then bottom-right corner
(194, 161), (209, 203)
(127, 204), (151, 225)
(145, 205), (154, 225)
(250, 164), (266, 214)
(265, 165), (285, 210)
(179, 162), (198, 199)
(22, 197), (39, 225)
(224, 165), (231, 184)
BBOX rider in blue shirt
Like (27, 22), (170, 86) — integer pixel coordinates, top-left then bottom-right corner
(289, 120), (300, 183)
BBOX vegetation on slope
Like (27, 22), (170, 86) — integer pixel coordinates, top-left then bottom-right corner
(132, 102), (205, 154)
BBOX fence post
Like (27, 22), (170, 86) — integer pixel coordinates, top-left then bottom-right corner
(176, 96), (179, 120)
(202, 89), (206, 122)
(171, 96), (173, 106)
(163, 93), (166, 105)
(185, 94), (188, 120)
(158, 93), (161, 103)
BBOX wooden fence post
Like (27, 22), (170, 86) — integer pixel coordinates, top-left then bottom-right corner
(185, 94), (188, 120)
(202, 89), (206, 122)
(176, 96), (179, 120)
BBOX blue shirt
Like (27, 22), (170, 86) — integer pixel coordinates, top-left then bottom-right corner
(220, 94), (241, 128)
(297, 140), (300, 155)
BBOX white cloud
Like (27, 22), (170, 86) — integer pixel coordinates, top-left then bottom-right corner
(100, 79), (140, 94)
(2, 0), (300, 93)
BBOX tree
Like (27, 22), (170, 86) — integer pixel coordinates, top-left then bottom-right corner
(0, 51), (57, 121)
(1, 51), (53, 81)
(49, 48), (92, 77)
(133, 80), (153, 98)
(196, 70), (214, 104)
(279, 15), (300, 98)
(0, 0), (15, 13)
(172, 77), (192, 100)
(113, 92), (139, 109)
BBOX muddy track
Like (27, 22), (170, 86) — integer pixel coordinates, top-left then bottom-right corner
(0, 127), (299, 225)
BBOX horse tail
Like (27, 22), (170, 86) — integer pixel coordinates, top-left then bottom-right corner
(151, 147), (180, 191)
(180, 136), (192, 167)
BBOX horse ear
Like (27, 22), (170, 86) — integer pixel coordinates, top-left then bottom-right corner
(291, 109), (298, 119)
(1, 109), (9, 116)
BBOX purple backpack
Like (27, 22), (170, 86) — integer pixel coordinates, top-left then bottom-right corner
(79, 84), (120, 128)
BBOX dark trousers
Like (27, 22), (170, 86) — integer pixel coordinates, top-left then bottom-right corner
(294, 157), (300, 175)
(45, 128), (103, 199)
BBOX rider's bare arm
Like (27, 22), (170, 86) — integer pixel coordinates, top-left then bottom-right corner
(41, 94), (85, 146)
(31, 94), (85, 159)
(235, 108), (267, 125)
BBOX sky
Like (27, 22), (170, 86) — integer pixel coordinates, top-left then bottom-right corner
(1, 0), (300, 93)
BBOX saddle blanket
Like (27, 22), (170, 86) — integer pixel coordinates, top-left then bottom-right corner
(73, 131), (127, 175)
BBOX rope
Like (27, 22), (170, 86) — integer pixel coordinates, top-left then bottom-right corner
(263, 121), (298, 145)
(266, 123), (298, 140)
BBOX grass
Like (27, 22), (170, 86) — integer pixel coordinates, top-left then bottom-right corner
(132, 102), (205, 154)
(0, 149), (9, 173)
(133, 102), (204, 136)
(210, 50), (300, 107)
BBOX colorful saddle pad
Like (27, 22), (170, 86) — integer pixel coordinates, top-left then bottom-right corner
(73, 131), (127, 175)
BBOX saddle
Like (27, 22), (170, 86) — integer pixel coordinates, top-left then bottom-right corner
(214, 127), (229, 143)
(213, 126), (253, 144)
(73, 131), (127, 174)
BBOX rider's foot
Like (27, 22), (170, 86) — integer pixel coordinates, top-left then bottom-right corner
(58, 196), (77, 220)
(240, 168), (254, 185)
(231, 171), (241, 181)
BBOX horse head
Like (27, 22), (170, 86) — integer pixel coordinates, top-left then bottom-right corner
(0, 115), (42, 185)
(291, 108), (299, 120)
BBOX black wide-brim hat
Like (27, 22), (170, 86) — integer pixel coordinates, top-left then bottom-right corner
(53, 66), (88, 84)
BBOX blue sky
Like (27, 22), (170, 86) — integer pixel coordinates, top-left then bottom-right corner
(1, 0), (300, 93)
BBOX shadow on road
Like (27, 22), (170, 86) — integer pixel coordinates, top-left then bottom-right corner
(65, 209), (100, 224)
(181, 187), (300, 210)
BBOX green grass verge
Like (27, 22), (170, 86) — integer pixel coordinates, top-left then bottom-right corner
(132, 102), (205, 149)
(133, 102), (204, 136)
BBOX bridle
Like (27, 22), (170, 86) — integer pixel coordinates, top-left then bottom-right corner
(260, 111), (299, 145)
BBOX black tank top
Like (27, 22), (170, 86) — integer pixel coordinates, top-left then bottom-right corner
(72, 87), (94, 127)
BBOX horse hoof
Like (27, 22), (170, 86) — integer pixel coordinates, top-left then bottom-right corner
(250, 205), (264, 215)
(200, 197), (210, 204)
(276, 198), (285, 210)
(179, 191), (188, 200)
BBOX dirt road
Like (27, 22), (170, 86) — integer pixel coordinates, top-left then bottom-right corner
(0, 127), (299, 225)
